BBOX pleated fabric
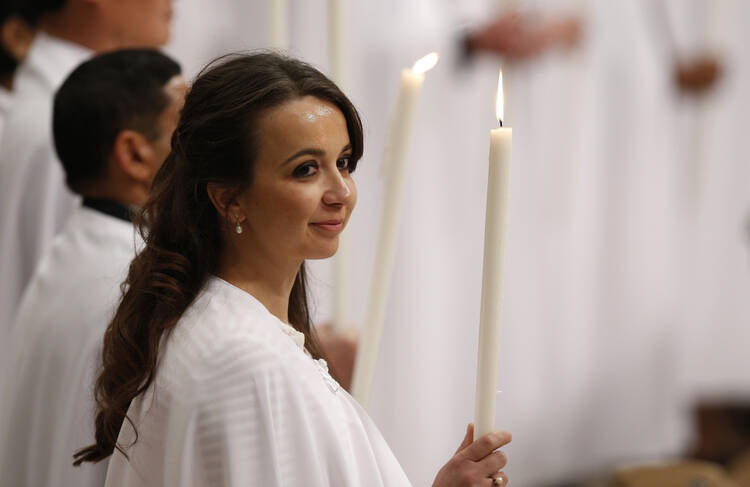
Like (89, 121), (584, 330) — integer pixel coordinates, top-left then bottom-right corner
(105, 276), (412, 487)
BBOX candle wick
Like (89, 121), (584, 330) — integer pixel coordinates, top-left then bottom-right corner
(498, 119), (503, 128)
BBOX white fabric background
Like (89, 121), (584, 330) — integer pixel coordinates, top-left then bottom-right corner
(165, 1), (750, 485)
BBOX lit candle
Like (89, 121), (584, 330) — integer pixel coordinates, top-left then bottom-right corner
(269, 0), (289, 50)
(351, 53), (439, 407)
(330, 0), (349, 329)
(474, 70), (513, 439)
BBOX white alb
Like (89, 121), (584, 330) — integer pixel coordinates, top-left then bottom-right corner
(105, 276), (412, 486)
(0, 206), (137, 487)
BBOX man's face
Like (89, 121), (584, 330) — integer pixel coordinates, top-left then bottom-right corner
(103, 0), (173, 49)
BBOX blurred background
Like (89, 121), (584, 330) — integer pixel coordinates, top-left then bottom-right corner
(6, 0), (750, 485)
(169, 0), (750, 485)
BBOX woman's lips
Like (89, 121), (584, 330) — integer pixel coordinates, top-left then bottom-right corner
(311, 220), (344, 233)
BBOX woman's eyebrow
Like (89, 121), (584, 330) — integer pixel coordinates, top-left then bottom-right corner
(283, 148), (325, 165)
(339, 143), (353, 154)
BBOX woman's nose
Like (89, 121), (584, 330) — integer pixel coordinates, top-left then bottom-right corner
(322, 168), (352, 206)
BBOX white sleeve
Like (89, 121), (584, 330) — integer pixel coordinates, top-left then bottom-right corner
(188, 341), (338, 487)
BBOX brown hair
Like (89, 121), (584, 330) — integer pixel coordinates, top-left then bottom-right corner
(74, 52), (364, 465)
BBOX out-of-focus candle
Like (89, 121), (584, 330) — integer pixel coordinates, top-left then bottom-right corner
(330, 0), (349, 330)
(474, 69), (513, 439)
(332, 230), (351, 330)
(328, 0), (347, 86)
(351, 52), (439, 408)
(269, 0), (289, 50)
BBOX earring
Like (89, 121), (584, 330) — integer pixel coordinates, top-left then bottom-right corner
(235, 216), (243, 235)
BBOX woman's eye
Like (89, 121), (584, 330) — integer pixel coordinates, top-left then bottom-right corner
(292, 162), (318, 178)
(337, 157), (351, 171)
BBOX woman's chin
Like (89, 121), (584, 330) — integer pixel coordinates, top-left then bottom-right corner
(306, 242), (339, 260)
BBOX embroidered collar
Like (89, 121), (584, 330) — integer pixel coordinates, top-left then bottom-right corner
(277, 323), (306, 350)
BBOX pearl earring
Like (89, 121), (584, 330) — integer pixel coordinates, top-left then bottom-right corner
(235, 216), (243, 235)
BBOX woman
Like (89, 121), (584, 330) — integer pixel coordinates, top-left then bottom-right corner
(74, 53), (511, 486)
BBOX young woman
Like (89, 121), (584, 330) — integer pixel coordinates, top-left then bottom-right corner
(75, 53), (511, 487)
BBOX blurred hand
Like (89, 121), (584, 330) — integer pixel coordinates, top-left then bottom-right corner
(536, 16), (582, 51)
(674, 55), (723, 95)
(432, 424), (511, 487)
(467, 11), (582, 61)
(316, 323), (358, 392)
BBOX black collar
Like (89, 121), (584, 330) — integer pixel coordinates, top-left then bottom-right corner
(82, 197), (133, 223)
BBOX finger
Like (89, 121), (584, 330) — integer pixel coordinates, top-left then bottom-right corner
(478, 450), (507, 473)
(459, 430), (512, 462)
(455, 423), (474, 454)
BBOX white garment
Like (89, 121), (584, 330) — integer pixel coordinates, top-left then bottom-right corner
(105, 277), (411, 487)
(0, 32), (91, 344)
(0, 85), (12, 142)
(0, 206), (137, 487)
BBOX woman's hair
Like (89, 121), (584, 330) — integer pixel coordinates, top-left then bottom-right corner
(74, 52), (364, 465)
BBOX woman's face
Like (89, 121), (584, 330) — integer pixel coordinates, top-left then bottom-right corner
(236, 96), (357, 262)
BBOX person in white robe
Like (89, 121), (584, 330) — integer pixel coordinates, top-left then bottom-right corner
(74, 52), (512, 487)
(0, 0), (174, 346)
(0, 6), (35, 138)
(0, 49), (186, 487)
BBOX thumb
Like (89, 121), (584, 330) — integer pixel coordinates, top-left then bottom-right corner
(455, 423), (474, 454)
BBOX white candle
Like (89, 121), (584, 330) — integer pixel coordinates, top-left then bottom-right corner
(332, 230), (351, 329)
(269, 0), (289, 50)
(474, 70), (513, 439)
(330, 0), (349, 329)
(328, 0), (347, 87)
(351, 53), (439, 408)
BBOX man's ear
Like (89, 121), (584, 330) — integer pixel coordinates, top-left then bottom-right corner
(1, 15), (34, 62)
(206, 182), (244, 224)
(112, 130), (153, 183)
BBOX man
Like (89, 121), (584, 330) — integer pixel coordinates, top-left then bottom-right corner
(0, 49), (185, 487)
(0, 2), (36, 134)
(0, 0), (173, 345)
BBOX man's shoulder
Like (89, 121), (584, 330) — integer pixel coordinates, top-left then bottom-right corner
(0, 96), (53, 162)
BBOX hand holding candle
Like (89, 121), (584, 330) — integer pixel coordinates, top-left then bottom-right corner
(351, 53), (439, 408)
(474, 70), (513, 439)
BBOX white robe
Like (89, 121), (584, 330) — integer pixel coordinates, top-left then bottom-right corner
(0, 206), (137, 487)
(0, 85), (12, 142)
(0, 32), (91, 346)
(105, 276), (412, 487)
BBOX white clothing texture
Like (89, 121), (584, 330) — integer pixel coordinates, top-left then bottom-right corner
(0, 85), (12, 141)
(0, 32), (90, 346)
(0, 206), (137, 487)
(105, 277), (411, 487)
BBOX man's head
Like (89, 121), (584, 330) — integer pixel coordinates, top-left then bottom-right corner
(28, 0), (172, 51)
(53, 49), (186, 205)
(0, 1), (36, 86)
(94, 0), (173, 49)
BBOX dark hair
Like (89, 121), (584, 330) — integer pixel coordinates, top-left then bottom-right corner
(74, 52), (364, 465)
(13, 0), (66, 26)
(53, 49), (181, 194)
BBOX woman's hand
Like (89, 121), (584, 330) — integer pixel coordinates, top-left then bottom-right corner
(432, 424), (511, 487)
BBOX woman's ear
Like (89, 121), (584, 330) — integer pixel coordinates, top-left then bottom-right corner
(206, 183), (243, 223)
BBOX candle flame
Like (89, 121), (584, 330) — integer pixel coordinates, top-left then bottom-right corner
(496, 69), (504, 124)
(412, 52), (439, 74)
